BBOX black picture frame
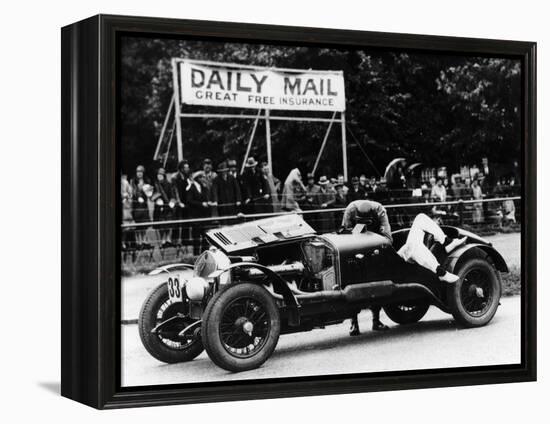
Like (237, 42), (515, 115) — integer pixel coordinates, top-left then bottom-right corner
(61, 14), (537, 409)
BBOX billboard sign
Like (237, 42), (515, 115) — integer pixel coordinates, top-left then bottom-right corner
(175, 59), (346, 112)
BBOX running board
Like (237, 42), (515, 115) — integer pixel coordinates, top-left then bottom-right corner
(273, 280), (447, 311)
(273, 280), (395, 303)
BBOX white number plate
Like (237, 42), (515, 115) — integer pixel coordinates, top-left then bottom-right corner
(166, 274), (184, 302)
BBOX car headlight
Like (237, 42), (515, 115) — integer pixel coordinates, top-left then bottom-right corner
(193, 248), (231, 286)
(185, 276), (209, 301)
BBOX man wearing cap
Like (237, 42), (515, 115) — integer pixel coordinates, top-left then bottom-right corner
(154, 167), (176, 246)
(187, 171), (210, 254)
(359, 174), (370, 191)
(202, 158), (218, 217)
(304, 173), (321, 228)
(259, 161), (279, 213)
(172, 160), (191, 212)
(336, 174), (350, 196)
(240, 157), (265, 214)
(342, 195), (390, 334)
(227, 159), (239, 179)
(349, 176), (367, 201)
(171, 160), (192, 249)
(341, 199), (393, 334)
(304, 173), (319, 208)
(333, 182), (349, 230)
(212, 161), (242, 217)
(334, 182), (348, 207)
(342, 200), (466, 282)
(345, 201), (468, 330)
(316, 176), (336, 233)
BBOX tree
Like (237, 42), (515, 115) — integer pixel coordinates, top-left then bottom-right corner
(120, 37), (521, 182)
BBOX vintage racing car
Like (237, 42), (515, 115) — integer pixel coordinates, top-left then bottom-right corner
(138, 214), (507, 372)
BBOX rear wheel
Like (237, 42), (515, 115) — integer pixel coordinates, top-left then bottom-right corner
(447, 258), (501, 327)
(202, 283), (280, 372)
(138, 283), (204, 363)
(384, 302), (430, 325)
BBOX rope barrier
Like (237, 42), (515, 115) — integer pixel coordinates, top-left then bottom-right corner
(121, 196), (520, 228)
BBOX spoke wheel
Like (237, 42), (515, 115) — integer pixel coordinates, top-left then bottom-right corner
(138, 283), (204, 363)
(202, 283), (280, 372)
(384, 302), (430, 325)
(447, 256), (501, 328)
(219, 297), (270, 359)
(460, 269), (493, 317)
(155, 301), (197, 350)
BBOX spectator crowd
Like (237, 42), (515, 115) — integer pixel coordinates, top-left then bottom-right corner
(121, 156), (520, 256)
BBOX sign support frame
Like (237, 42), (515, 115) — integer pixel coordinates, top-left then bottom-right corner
(171, 59), (185, 162)
(156, 59), (350, 181)
(265, 109), (272, 175)
(240, 109), (263, 175)
(340, 111), (348, 181)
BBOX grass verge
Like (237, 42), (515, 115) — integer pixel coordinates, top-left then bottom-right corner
(501, 265), (521, 296)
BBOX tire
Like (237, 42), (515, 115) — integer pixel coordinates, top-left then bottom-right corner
(384, 302), (430, 325)
(447, 257), (502, 327)
(138, 283), (204, 363)
(202, 283), (281, 372)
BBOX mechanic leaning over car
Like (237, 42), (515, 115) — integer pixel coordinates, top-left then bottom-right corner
(340, 199), (467, 336)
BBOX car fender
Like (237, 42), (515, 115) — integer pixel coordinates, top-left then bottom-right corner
(445, 243), (509, 274)
(215, 262), (301, 325)
(148, 263), (194, 276)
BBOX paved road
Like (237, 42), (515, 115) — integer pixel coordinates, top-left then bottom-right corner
(121, 296), (520, 387)
(121, 232), (521, 386)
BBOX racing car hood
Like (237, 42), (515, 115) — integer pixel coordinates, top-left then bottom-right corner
(205, 214), (316, 254)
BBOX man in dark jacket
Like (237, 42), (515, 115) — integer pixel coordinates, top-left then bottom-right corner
(240, 157), (265, 214)
(171, 160), (191, 248)
(348, 176), (367, 201)
(304, 173), (320, 230)
(315, 176), (336, 233)
(341, 199), (392, 335)
(227, 159), (238, 179)
(257, 161), (277, 214)
(153, 167), (176, 246)
(212, 161), (242, 217)
(172, 160), (190, 212)
(202, 158), (218, 217)
(187, 171), (210, 254)
(304, 173), (320, 209)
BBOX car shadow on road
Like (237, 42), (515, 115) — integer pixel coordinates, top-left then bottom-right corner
(154, 355), (232, 379)
(272, 318), (460, 358)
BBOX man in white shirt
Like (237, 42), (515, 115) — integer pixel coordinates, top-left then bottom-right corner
(343, 200), (466, 335)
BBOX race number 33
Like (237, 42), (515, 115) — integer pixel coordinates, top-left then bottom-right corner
(167, 275), (183, 302)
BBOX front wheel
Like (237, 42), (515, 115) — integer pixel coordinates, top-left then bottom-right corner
(447, 257), (502, 327)
(138, 283), (204, 363)
(202, 283), (280, 372)
(383, 302), (430, 325)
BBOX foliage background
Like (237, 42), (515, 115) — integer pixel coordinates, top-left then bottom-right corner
(120, 36), (521, 180)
